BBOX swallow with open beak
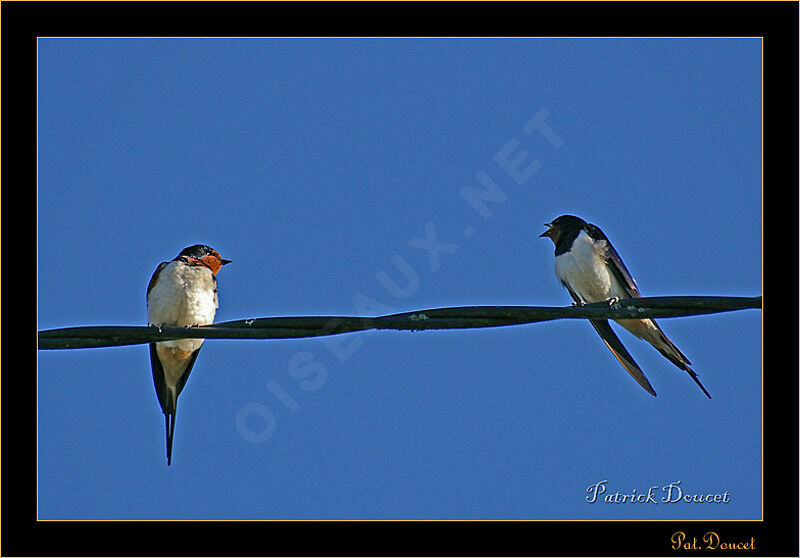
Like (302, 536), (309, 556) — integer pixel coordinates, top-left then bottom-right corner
(540, 215), (710, 398)
(146, 244), (232, 465)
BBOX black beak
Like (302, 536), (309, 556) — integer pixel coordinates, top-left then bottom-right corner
(539, 224), (553, 238)
(220, 258), (233, 265)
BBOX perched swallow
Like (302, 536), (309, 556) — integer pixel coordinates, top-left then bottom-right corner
(540, 215), (710, 398)
(146, 244), (231, 465)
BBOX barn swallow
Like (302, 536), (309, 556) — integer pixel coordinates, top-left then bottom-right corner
(540, 215), (710, 398)
(146, 244), (231, 465)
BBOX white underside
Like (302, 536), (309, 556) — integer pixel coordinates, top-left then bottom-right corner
(554, 230), (657, 341)
(147, 260), (218, 356)
(554, 230), (628, 303)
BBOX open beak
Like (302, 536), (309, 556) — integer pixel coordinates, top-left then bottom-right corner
(539, 224), (553, 238)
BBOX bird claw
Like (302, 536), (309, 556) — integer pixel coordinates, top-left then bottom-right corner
(606, 297), (620, 306)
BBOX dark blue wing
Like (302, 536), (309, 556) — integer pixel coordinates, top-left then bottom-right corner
(564, 284), (656, 397)
(146, 261), (169, 299)
(585, 224), (640, 298)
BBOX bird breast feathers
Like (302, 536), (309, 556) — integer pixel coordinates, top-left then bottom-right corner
(554, 230), (618, 303)
(147, 261), (218, 327)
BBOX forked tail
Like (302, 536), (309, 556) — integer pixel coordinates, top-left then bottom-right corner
(165, 411), (177, 466)
(654, 328), (712, 399)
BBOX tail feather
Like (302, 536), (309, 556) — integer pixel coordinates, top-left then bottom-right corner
(653, 328), (712, 399)
(683, 363), (712, 400)
(151, 343), (201, 465)
(165, 411), (177, 466)
(589, 319), (657, 397)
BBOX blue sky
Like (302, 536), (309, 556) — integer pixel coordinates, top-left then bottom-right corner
(37, 38), (762, 520)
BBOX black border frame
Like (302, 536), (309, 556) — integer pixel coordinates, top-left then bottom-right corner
(4, 1), (795, 556)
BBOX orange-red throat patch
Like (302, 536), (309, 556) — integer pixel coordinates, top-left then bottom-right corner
(199, 254), (224, 275)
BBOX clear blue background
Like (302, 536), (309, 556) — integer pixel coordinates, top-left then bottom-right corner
(37, 38), (762, 520)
